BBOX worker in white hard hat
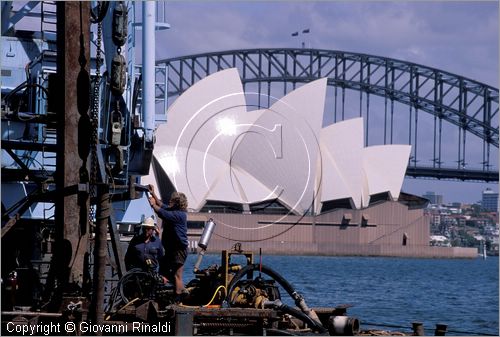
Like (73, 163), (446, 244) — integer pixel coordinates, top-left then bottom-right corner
(124, 217), (164, 273)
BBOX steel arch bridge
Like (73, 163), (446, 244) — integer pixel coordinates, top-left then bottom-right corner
(156, 48), (499, 182)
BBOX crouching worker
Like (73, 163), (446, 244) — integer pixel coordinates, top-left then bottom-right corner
(124, 217), (164, 277)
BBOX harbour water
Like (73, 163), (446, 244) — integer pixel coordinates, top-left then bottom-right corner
(184, 254), (499, 336)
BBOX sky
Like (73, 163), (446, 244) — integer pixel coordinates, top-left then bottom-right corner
(143, 1), (498, 205)
(152, 1), (498, 87)
(3, 2), (497, 205)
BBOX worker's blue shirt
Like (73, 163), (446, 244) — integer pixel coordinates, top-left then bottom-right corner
(124, 234), (164, 272)
(157, 206), (188, 251)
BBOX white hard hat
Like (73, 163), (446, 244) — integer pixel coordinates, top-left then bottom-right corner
(141, 217), (156, 228)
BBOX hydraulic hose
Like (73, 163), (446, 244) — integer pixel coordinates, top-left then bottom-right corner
(264, 299), (327, 333)
(224, 263), (325, 332)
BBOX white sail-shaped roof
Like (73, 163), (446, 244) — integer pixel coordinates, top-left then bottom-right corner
(362, 145), (411, 201)
(231, 78), (327, 214)
(147, 69), (411, 214)
(151, 68), (276, 210)
(318, 118), (365, 209)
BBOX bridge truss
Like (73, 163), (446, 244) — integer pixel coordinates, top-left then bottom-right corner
(157, 48), (498, 182)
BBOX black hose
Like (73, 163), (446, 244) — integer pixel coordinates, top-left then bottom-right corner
(224, 263), (326, 333)
(279, 305), (317, 331)
(265, 300), (327, 333)
(3, 82), (50, 105)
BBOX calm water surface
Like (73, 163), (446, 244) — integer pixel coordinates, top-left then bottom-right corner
(184, 254), (499, 336)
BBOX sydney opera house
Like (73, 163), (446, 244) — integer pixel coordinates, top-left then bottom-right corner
(145, 69), (475, 258)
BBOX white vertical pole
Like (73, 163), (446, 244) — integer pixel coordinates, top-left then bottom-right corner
(142, 1), (155, 143)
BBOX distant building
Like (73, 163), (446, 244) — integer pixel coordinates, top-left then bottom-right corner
(431, 214), (440, 227)
(423, 191), (443, 205)
(457, 217), (467, 227)
(481, 188), (499, 212)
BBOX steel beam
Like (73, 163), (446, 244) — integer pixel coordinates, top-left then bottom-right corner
(1, 140), (58, 152)
(406, 167), (498, 182)
(0, 169), (53, 182)
(2, 1), (39, 35)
